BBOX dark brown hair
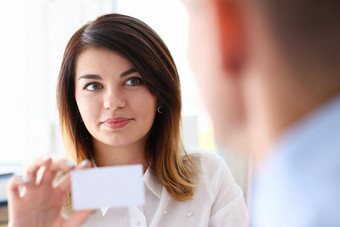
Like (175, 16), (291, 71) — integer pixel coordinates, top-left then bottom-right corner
(57, 13), (197, 201)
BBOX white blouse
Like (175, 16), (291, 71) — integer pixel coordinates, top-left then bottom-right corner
(82, 150), (249, 227)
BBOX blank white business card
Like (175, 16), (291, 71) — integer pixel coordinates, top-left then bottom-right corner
(70, 164), (145, 210)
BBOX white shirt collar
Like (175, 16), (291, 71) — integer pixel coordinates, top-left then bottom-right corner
(142, 167), (163, 199)
(100, 206), (109, 216)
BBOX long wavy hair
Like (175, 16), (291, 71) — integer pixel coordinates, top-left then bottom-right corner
(57, 13), (197, 201)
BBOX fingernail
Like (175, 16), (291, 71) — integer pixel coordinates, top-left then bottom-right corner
(66, 160), (76, 168)
(22, 177), (30, 184)
(80, 159), (91, 166)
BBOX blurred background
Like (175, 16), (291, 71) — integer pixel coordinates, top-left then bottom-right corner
(0, 0), (248, 198)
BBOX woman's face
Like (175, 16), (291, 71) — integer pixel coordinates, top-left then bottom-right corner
(74, 47), (157, 149)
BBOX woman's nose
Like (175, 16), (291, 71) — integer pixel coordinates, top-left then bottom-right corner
(103, 88), (126, 110)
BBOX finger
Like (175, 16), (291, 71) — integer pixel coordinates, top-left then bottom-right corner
(40, 159), (76, 186)
(24, 157), (51, 184)
(55, 160), (91, 193)
(7, 176), (30, 200)
(63, 210), (96, 227)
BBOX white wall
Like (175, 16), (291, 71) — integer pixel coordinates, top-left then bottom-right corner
(0, 0), (27, 163)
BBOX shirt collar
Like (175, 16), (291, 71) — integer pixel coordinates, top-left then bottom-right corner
(142, 167), (163, 199)
(253, 93), (340, 185)
(100, 206), (109, 216)
(272, 93), (340, 158)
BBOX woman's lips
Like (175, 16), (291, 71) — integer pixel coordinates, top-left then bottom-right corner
(101, 117), (133, 129)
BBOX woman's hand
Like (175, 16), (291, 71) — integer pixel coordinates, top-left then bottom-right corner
(7, 158), (94, 227)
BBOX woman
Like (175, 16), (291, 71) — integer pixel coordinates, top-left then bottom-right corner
(7, 13), (248, 227)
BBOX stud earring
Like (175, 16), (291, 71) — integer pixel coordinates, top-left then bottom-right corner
(157, 106), (164, 114)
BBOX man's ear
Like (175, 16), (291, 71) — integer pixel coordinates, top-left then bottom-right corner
(212, 0), (245, 75)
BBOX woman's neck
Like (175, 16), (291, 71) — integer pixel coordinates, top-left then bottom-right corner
(92, 139), (149, 171)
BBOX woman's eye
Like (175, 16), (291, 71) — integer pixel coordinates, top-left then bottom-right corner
(83, 82), (102, 91)
(125, 77), (144, 86)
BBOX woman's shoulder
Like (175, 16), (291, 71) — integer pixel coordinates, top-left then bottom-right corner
(185, 147), (227, 171)
(184, 147), (238, 196)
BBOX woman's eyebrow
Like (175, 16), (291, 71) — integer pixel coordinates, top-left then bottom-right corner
(77, 68), (137, 80)
(120, 68), (137, 78)
(77, 74), (102, 80)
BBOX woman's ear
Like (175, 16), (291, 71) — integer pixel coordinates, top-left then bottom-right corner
(212, 0), (246, 76)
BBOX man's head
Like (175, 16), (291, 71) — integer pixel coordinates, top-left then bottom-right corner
(182, 0), (340, 158)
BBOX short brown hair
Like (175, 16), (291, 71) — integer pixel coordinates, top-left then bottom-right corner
(254, 0), (340, 74)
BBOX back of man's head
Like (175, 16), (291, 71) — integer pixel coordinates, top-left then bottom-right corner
(252, 0), (340, 76)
